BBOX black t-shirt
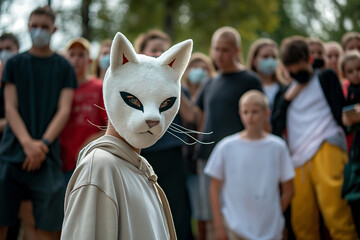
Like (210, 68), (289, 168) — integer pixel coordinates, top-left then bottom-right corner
(195, 70), (262, 160)
(0, 51), (77, 164)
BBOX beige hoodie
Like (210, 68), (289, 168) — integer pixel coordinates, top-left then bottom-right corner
(61, 135), (176, 239)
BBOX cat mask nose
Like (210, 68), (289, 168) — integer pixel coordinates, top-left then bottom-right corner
(146, 120), (160, 128)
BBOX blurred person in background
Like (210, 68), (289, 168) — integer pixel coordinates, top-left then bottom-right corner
(91, 39), (112, 81)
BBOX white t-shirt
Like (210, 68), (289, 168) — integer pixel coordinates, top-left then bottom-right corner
(264, 83), (279, 109)
(204, 134), (294, 240)
(286, 73), (344, 167)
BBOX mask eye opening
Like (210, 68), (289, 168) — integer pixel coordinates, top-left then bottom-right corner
(159, 97), (177, 113)
(120, 91), (144, 112)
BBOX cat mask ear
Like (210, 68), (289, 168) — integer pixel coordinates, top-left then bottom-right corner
(110, 32), (138, 73)
(157, 39), (193, 81)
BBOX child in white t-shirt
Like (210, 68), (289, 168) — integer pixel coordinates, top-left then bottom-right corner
(205, 90), (295, 240)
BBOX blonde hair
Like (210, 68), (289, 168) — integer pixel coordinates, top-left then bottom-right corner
(325, 41), (343, 56)
(341, 32), (360, 51)
(91, 39), (112, 78)
(307, 37), (325, 52)
(239, 90), (269, 110)
(246, 38), (288, 85)
(181, 52), (216, 87)
(339, 50), (360, 73)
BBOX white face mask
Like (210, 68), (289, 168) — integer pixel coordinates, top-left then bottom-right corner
(103, 32), (193, 149)
(30, 28), (51, 47)
(0, 50), (15, 65)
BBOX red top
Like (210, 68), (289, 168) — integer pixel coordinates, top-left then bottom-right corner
(343, 79), (350, 97)
(60, 77), (107, 171)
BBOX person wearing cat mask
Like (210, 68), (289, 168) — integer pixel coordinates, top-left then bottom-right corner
(61, 32), (193, 240)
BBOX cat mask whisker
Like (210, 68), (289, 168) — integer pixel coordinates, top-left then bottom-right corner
(87, 119), (109, 130)
(93, 104), (106, 111)
(168, 126), (214, 145)
(170, 122), (213, 135)
(166, 130), (197, 145)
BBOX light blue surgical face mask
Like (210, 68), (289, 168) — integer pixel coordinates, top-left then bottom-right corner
(188, 68), (207, 84)
(258, 58), (278, 76)
(30, 28), (51, 47)
(99, 54), (110, 70)
(0, 50), (15, 65)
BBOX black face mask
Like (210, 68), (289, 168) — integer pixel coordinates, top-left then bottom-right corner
(290, 70), (311, 83)
(312, 58), (325, 69)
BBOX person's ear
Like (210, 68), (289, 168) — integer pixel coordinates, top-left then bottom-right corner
(52, 26), (57, 34)
(252, 57), (257, 69)
(235, 46), (242, 56)
(88, 58), (93, 65)
(266, 108), (271, 119)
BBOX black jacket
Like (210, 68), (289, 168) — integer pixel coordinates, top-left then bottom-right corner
(272, 69), (345, 137)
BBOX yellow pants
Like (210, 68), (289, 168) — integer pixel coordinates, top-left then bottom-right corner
(291, 142), (358, 240)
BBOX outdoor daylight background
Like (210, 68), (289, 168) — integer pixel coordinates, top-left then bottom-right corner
(0, 0), (359, 59)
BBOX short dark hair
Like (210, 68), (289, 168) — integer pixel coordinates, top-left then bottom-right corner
(280, 36), (309, 66)
(29, 5), (56, 23)
(0, 33), (19, 50)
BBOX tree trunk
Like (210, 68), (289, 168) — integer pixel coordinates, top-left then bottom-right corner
(81, 0), (91, 39)
(164, 0), (176, 40)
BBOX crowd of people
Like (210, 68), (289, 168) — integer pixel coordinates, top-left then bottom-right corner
(0, 4), (359, 240)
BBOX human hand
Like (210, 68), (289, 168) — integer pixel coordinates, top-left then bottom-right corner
(355, 104), (360, 113)
(284, 83), (307, 101)
(22, 139), (49, 172)
(215, 226), (229, 240)
(343, 104), (360, 125)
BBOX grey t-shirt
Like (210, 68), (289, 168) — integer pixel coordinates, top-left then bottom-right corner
(196, 70), (262, 160)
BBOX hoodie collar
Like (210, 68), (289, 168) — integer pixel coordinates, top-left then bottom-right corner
(78, 135), (157, 182)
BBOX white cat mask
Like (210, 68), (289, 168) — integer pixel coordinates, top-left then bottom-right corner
(103, 32), (193, 149)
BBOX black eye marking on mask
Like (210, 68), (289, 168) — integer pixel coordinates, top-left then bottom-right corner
(120, 91), (144, 112)
(159, 97), (177, 113)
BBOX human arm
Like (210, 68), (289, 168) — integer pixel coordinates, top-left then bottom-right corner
(284, 82), (307, 101)
(319, 69), (345, 127)
(179, 90), (204, 132)
(20, 88), (73, 171)
(179, 90), (200, 125)
(42, 88), (74, 143)
(4, 82), (48, 171)
(62, 185), (118, 240)
(0, 118), (7, 133)
(280, 179), (294, 212)
(342, 104), (360, 126)
(210, 178), (228, 240)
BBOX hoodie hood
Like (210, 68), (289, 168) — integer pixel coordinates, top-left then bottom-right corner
(77, 135), (157, 181)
